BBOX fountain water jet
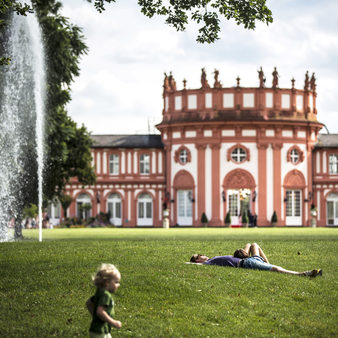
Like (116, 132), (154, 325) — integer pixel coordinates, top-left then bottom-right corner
(0, 6), (46, 242)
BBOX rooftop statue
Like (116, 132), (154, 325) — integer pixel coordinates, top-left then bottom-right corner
(213, 69), (222, 88)
(272, 67), (279, 89)
(310, 72), (316, 92)
(163, 73), (170, 91)
(304, 71), (310, 91)
(201, 68), (210, 89)
(168, 71), (176, 91)
(258, 66), (266, 88)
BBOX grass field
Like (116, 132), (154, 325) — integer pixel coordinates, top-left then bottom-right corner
(1, 228), (337, 337)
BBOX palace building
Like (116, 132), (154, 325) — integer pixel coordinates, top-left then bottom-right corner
(49, 68), (338, 227)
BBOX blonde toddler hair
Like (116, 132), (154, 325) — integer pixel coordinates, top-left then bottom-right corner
(92, 263), (120, 288)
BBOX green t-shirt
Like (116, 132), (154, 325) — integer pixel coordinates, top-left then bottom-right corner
(89, 287), (115, 333)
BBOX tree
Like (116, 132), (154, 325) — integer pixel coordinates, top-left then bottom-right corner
(32, 0), (96, 201)
(87, 0), (273, 43)
(59, 194), (73, 219)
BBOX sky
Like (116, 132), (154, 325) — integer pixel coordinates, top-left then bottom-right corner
(60, 0), (338, 135)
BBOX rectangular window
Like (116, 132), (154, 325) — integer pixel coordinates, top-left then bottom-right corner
(329, 154), (338, 174)
(205, 93), (212, 108)
(138, 202), (144, 218)
(286, 190), (301, 217)
(140, 154), (150, 174)
(296, 95), (303, 111)
(223, 93), (234, 108)
(229, 194), (238, 217)
(266, 92), (273, 108)
(165, 96), (169, 111)
(243, 93), (255, 108)
(146, 202), (152, 218)
(175, 96), (182, 110)
(327, 201), (334, 224)
(281, 94), (290, 109)
(109, 154), (119, 175)
(309, 94), (313, 111)
(188, 94), (197, 109)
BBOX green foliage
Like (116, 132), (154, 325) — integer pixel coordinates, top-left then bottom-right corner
(59, 194), (73, 218)
(23, 203), (38, 219)
(1, 228), (336, 337)
(137, 0), (273, 43)
(225, 211), (231, 224)
(201, 212), (208, 224)
(87, 0), (273, 43)
(31, 0), (96, 200)
(271, 210), (278, 223)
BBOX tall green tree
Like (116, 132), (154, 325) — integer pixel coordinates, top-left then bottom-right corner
(32, 0), (96, 200)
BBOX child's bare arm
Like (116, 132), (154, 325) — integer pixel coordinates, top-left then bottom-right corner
(96, 306), (122, 329)
(86, 298), (94, 316)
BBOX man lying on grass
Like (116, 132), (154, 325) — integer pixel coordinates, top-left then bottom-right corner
(190, 243), (322, 278)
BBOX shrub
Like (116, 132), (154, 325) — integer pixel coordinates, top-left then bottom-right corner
(225, 212), (231, 224)
(201, 212), (208, 224)
(271, 211), (278, 224)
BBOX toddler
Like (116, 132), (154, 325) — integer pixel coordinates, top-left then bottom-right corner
(86, 263), (122, 338)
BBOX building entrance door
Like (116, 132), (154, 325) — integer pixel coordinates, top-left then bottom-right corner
(327, 193), (338, 226)
(286, 190), (302, 226)
(177, 190), (193, 226)
(107, 194), (122, 226)
(227, 189), (251, 225)
(137, 194), (153, 226)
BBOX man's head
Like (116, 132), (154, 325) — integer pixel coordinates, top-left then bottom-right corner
(190, 254), (209, 263)
(233, 248), (249, 259)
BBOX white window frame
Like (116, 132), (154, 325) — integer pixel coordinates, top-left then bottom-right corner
(290, 149), (299, 164)
(140, 154), (150, 174)
(231, 148), (246, 163)
(109, 154), (119, 175)
(329, 154), (338, 174)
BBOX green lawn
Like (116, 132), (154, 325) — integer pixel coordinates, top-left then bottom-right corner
(1, 228), (337, 337)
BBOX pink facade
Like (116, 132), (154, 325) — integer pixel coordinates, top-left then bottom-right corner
(55, 68), (338, 227)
